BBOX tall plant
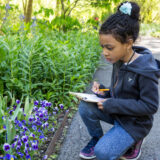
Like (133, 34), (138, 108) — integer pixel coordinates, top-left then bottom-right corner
(0, 27), (101, 106)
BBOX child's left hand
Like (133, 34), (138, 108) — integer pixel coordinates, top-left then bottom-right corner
(97, 99), (107, 110)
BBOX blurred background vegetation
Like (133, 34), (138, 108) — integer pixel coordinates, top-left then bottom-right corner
(0, 0), (160, 34)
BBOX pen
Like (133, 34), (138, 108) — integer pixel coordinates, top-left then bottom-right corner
(99, 89), (110, 91)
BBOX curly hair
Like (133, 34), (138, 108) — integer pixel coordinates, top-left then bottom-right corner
(99, 1), (140, 43)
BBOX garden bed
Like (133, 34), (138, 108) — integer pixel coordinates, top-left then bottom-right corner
(0, 97), (77, 160)
(34, 109), (74, 160)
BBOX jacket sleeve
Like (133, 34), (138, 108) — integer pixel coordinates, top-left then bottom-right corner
(102, 75), (159, 116)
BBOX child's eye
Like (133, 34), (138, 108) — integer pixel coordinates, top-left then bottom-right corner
(100, 44), (113, 51)
(107, 47), (113, 51)
(105, 46), (113, 50)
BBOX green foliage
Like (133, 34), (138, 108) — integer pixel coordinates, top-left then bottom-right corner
(5, 117), (16, 145)
(140, 23), (160, 37)
(0, 95), (34, 151)
(133, 0), (160, 24)
(0, 96), (19, 146)
(0, 28), (101, 107)
(11, 97), (23, 121)
(34, 6), (54, 18)
(24, 96), (34, 122)
(152, 31), (160, 38)
(90, 0), (120, 8)
(87, 18), (99, 28)
(51, 16), (82, 31)
(0, 38), (9, 63)
(0, 96), (6, 126)
(0, 3), (20, 29)
(0, 97), (61, 159)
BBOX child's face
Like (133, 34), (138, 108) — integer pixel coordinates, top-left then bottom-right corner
(99, 34), (132, 64)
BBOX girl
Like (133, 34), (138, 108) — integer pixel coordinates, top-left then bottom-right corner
(79, 1), (160, 160)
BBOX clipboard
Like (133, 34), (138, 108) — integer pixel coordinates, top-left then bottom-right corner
(69, 92), (106, 103)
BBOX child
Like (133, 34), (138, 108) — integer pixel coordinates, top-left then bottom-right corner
(79, 1), (160, 160)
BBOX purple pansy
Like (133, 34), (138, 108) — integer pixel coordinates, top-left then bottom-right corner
(16, 145), (21, 151)
(55, 107), (59, 111)
(34, 100), (39, 106)
(32, 142), (38, 150)
(53, 111), (57, 115)
(13, 105), (17, 110)
(59, 104), (64, 109)
(25, 142), (30, 148)
(26, 154), (31, 159)
(9, 110), (13, 115)
(16, 99), (20, 104)
(17, 139), (22, 146)
(11, 142), (16, 148)
(3, 125), (6, 129)
(22, 135), (28, 143)
(29, 115), (34, 122)
(33, 106), (38, 111)
(43, 155), (48, 160)
(30, 133), (35, 138)
(3, 143), (10, 151)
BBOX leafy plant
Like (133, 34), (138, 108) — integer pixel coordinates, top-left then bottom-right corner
(0, 96), (22, 150)
(51, 16), (82, 31)
(0, 28), (101, 108)
(0, 98), (64, 160)
(34, 7), (54, 18)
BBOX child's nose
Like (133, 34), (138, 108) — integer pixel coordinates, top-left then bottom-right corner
(103, 49), (109, 56)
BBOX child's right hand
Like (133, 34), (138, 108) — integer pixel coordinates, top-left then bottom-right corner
(92, 81), (104, 95)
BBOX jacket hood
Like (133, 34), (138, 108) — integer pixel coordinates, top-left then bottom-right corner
(121, 46), (160, 82)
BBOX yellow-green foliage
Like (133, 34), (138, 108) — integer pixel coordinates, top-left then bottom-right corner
(134, 0), (160, 24)
(140, 23), (160, 37)
(1, 0), (160, 25)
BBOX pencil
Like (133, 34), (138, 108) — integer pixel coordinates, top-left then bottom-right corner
(99, 89), (110, 91)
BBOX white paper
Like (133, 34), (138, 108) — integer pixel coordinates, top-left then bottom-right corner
(69, 92), (106, 103)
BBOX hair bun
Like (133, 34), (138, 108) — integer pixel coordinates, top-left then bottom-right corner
(118, 1), (140, 20)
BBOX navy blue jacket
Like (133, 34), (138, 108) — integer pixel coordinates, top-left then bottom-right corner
(100, 46), (160, 142)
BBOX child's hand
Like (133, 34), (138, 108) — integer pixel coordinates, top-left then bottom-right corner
(97, 99), (107, 110)
(92, 81), (105, 95)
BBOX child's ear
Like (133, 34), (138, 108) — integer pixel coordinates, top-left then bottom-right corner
(127, 38), (134, 50)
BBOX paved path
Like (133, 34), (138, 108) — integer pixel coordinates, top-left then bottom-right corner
(58, 36), (160, 160)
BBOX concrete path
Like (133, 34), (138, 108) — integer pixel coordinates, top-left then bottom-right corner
(58, 36), (160, 160)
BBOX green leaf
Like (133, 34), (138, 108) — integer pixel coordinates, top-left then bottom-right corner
(0, 39), (9, 63)
(24, 96), (34, 122)
(0, 48), (6, 63)
(24, 96), (30, 114)
(11, 96), (23, 121)
(5, 117), (12, 144)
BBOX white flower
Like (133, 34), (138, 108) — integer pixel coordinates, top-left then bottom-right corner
(119, 2), (132, 16)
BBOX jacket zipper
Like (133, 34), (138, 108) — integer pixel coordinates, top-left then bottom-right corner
(112, 70), (119, 97)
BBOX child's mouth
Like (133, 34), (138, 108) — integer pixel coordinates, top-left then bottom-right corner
(106, 58), (112, 62)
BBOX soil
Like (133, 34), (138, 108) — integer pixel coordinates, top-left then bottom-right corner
(33, 109), (77, 160)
